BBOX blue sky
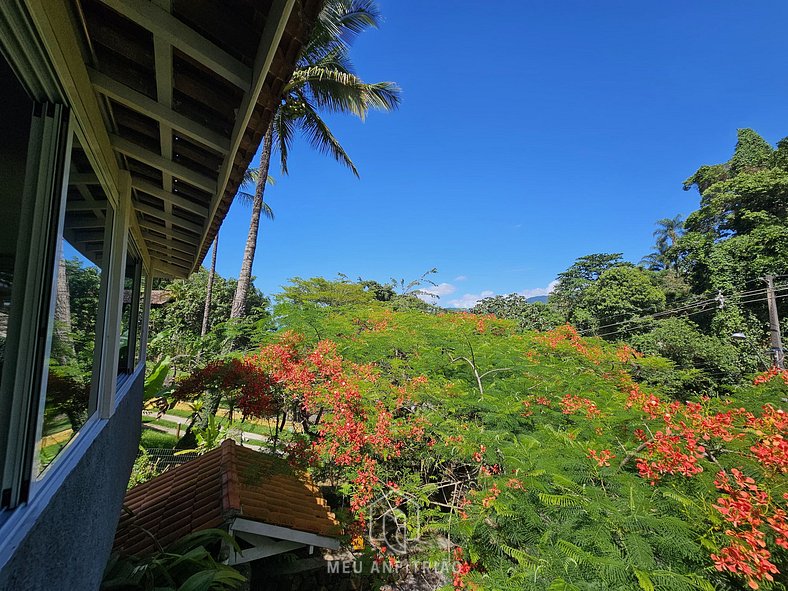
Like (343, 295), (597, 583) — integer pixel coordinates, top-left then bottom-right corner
(211, 1), (788, 308)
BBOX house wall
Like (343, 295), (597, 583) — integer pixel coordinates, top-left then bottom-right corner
(0, 371), (143, 591)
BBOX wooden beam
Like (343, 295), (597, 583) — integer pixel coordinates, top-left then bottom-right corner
(109, 134), (217, 194)
(195, 0), (294, 272)
(26, 0), (121, 205)
(139, 232), (196, 257)
(88, 67), (230, 154)
(153, 11), (175, 237)
(135, 202), (203, 234)
(151, 258), (190, 279)
(138, 222), (199, 246)
(131, 177), (208, 217)
(231, 518), (339, 550)
(98, 0), (251, 89)
(147, 247), (193, 267)
(68, 173), (101, 185)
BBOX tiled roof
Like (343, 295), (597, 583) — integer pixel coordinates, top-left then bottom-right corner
(114, 440), (339, 556)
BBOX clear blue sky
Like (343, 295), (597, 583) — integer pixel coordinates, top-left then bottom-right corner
(211, 0), (788, 308)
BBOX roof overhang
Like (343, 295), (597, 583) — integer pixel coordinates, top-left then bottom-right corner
(228, 517), (340, 565)
(22, 0), (322, 277)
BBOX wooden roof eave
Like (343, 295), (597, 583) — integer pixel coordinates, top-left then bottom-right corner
(27, 0), (320, 278)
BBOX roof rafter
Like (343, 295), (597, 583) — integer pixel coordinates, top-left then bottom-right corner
(131, 177), (208, 217)
(98, 0), (252, 89)
(88, 67), (230, 154)
(109, 134), (217, 194)
(196, 0), (295, 270)
(135, 202), (203, 234)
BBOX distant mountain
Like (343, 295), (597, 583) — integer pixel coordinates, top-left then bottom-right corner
(527, 295), (549, 304)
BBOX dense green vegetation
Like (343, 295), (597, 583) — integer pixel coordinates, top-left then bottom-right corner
(149, 279), (786, 591)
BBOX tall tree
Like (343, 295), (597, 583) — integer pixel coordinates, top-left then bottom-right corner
(230, 0), (401, 318)
(200, 234), (218, 337)
(549, 253), (625, 319)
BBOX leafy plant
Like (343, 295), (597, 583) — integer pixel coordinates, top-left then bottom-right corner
(102, 529), (245, 591)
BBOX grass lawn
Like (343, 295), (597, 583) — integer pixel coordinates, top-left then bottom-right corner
(142, 416), (182, 430)
(140, 428), (178, 449)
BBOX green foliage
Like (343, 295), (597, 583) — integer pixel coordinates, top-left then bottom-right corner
(278, 276), (375, 307)
(472, 293), (564, 331)
(550, 253), (625, 319)
(578, 266), (666, 335)
(729, 128), (774, 176)
(147, 269), (270, 368)
(102, 529), (245, 591)
(630, 318), (747, 390)
(253, 292), (788, 591)
(144, 357), (171, 401)
(64, 257), (101, 371)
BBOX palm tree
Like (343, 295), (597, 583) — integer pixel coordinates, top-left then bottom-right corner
(229, 0), (400, 319)
(652, 215), (684, 270)
(203, 170), (271, 330)
(200, 234), (218, 337)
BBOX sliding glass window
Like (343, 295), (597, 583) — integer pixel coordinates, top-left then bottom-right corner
(36, 139), (113, 473)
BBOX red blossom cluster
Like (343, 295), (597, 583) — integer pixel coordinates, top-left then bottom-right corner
(635, 430), (704, 483)
(438, 311), (498, 334)
(753, 367), (788, 386)
(172, 357), (279, 417)
(534, 324), (603, 363)
(615, 343), (642, 362)
(481, 484), (501, 508)
(560, 393), (601, 418)
(452, 547), (473, 589)
(243, 334), (428, 527)
(587, 448), (616, 467)
(711, 469), (787, 589)
(618, 377), (788, 587)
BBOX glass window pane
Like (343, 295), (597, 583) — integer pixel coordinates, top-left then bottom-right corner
(0, 57), (33, 389)
(38, 139), (111, 473)
(118, 254), (139, 374)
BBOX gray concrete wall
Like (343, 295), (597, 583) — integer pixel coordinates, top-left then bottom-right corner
(0, 372), (142, 591)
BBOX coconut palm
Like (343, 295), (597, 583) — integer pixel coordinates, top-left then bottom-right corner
(650, 215), (684, 271)
(203, 171), (271, 330)
(229, 0), (400, 319)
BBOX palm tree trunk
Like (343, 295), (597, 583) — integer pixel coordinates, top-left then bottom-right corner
(230, 122), (273, 319)
(201, 233), (219, 336)
(54, 256), (76, 365)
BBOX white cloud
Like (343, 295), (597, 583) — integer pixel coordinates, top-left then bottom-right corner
(447, 290), (495, 309)
(417, 282), (456, 302)
(454, 275), (468, 282)
(519, 280), (558, 300)
(442, 280), (558, 309)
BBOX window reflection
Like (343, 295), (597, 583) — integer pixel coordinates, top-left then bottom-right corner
(135, 272), (146, 366)
(38, 140), (111, 473)
(118, 253), (141, 374)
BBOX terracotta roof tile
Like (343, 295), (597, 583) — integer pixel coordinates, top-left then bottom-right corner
(114, 440), (340, 556)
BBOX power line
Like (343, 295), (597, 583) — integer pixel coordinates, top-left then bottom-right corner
(580, 282), (788, 338)
(592, 291), (788, 341)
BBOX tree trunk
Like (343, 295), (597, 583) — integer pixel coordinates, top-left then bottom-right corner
(201, 233), (219, 336)
(230, 123), (274, 319)
(54, 256), (76, 365)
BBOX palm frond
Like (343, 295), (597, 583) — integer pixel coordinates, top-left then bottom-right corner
(273, 103), (297, 174)
(296, 97), (359, 176)
(260, 201), (275, 221)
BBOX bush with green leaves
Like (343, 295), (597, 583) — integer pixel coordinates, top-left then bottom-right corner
(102, 529), (244, 591)
(185, 280), (787, 591)
(471, 293), (564, 331)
